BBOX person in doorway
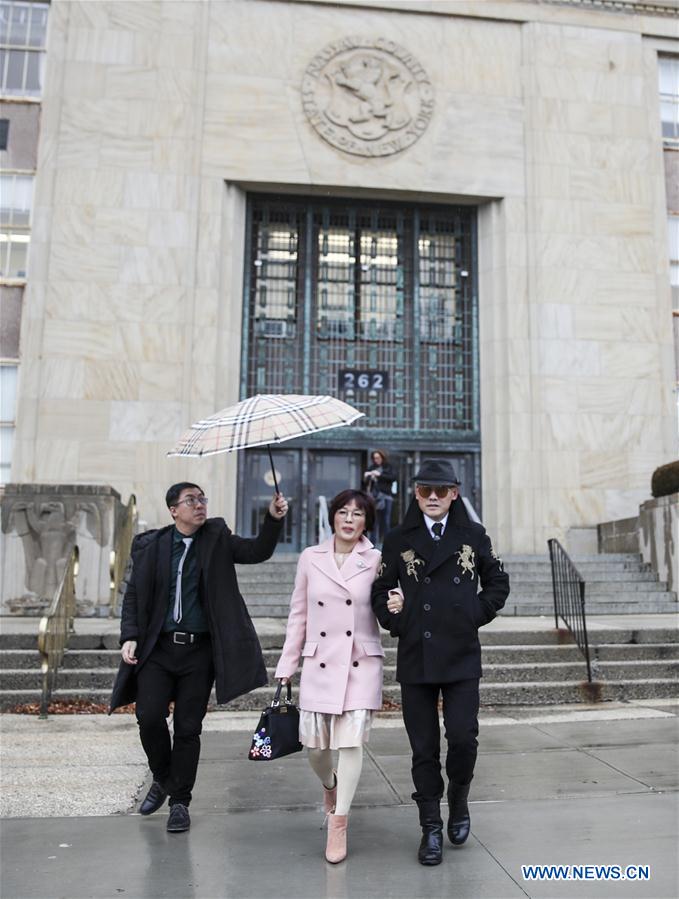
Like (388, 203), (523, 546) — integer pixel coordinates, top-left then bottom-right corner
(371, 459), (509, 866)
(110, 482), (288, 833)
(363, 448), (395, 548)
(275, 489), (382, 864)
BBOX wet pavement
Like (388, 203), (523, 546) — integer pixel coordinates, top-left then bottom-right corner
(1, 701), (678, 899)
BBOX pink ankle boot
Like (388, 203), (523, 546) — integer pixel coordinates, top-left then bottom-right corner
(323, 772), (337, 814)
(325, 813), (348, 863)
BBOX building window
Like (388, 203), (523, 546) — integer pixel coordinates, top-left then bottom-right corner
(659, 56), (679, 148)
(0, 172), (32, 279)
(244, 197), (478, 436)
(0, 363), (17, 484)
(0, 118), (8, 150)
(0, 1), (49, 98)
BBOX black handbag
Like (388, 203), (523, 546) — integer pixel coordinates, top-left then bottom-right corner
(247, 681), (303, 761)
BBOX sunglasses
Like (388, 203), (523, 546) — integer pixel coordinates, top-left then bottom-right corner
(416, 485), (454, 499)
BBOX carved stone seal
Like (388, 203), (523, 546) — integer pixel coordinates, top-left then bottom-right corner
(302, 37), (434, 157)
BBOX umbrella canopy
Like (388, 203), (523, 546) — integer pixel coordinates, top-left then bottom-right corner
(168, 393), (364, 459)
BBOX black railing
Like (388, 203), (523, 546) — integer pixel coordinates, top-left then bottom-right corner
(547, 538), (592, 682)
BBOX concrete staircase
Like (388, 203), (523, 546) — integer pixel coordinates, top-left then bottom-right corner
(1, 551), (675, 710)
(1, 620), (677, 710)
(236, 553), (677, 617)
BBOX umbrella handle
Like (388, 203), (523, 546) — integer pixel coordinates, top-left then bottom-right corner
(266, 444), (280, 495)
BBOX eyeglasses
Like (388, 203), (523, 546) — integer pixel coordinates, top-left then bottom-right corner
(336, 509), (366, 520)
(175, 495), (208, 507)
(416, 485), (453, 499)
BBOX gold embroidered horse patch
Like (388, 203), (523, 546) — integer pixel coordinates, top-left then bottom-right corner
(456, 544), (476, 578)
(401, 549), (425, 582)
(490, 545), (504, 571)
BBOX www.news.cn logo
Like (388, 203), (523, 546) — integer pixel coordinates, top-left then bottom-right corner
(522, 864), (651, 882)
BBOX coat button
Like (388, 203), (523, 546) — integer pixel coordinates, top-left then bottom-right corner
(318, 601), (324, 606)
(346, 599), (352, 605)
(320, 662), (326, 668)
(423, 603), (431, 611)
(424, 576), (431, 584)
(424, 631), (432, 639)
(320, 631), (326, 637)
(346, 630), (352, 636)
(352, 661), (359, 667)
(453, 577), (460, 584)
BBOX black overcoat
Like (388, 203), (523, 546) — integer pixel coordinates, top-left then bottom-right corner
(109, 513), (282, 712)
(371, 501), (510, 684)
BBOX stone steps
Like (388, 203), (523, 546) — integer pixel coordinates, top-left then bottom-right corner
(4, 676), (675, 711)
(3, 640), (679, 671)
(235, 552), (675, 618)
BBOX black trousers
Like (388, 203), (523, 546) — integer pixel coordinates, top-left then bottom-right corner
(400, 678), (480, 804)
(135, 635), (214, 806)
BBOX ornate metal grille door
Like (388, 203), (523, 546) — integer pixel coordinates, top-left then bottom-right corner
(240, 196), (480, 548)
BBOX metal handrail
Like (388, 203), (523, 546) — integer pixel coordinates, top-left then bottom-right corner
(547, 538), (592, 682)
(37, 546), (79, 718)
(109, 494), (137, 617)
(318, 495), (332, 542)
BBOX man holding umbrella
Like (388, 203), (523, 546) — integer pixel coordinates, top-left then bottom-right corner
(110, 481), (288, 833)
(371, 459), (509, 866)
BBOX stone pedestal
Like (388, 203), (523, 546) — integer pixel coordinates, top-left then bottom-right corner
(0, 484), (134, 617)
(639, 493), (678, 596)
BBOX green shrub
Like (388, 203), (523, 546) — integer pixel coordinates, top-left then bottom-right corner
(651, 460), (679, 498)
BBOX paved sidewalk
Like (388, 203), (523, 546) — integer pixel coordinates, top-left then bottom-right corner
(1, 700), (678, 899)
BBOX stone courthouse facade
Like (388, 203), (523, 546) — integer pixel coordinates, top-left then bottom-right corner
(3, 0), (678, 555)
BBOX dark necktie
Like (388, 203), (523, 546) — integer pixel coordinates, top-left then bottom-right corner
(431, 522), (443, 542)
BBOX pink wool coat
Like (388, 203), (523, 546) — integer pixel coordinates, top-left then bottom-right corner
(274, 536), (384, 715)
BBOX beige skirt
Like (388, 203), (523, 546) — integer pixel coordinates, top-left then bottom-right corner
(299, 709), (374, 750)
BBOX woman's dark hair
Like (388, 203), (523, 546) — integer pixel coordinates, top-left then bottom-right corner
(328, 489), (375, 534)
(166, 482), (204, 508)
(371, 448), (389, 465)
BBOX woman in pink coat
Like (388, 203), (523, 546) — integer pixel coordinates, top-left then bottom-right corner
(276, 489), (383, 864)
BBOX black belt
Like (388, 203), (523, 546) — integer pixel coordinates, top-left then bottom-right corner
(162, 631), (208, 645)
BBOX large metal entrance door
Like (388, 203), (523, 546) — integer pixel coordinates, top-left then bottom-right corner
(307, 450), (363, 545)
(239, 449), (300, 550)
(238, 196), (480, 550)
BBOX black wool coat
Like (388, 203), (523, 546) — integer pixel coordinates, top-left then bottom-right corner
(109, 513), (282, 712)
(371, 501), (510, 684)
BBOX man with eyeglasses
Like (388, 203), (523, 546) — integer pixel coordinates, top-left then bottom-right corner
(110, 481), (288, 833)
(371, 459), (509, 866)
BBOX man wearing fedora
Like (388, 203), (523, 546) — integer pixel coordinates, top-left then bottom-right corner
(371, 459), (509, 866)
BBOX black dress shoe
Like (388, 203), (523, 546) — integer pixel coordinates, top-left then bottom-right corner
(167, 803), (191, 833)
(447, 783), (471, 845)
(139, 781), (167, 816)
(418, 824), (443, 865)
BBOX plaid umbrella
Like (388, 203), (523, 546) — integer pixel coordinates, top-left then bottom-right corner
(167, 394), (364, 492)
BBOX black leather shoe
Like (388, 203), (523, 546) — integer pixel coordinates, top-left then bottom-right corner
(167, 803), (190, 833)
(139, 781), (167, 816)
(417, 800), (443, 866)
(447, 783), (471, 845)
(418, 824), (443, 865)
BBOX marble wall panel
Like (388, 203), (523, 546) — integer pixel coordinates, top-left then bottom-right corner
(119, 323), (186, 364)
(83, 361), (139, 401)
(109, 400), (184, 442)
(105, 285), (187, 324)
(78, 442), (137, 482)
(38, 359), (85, 400)
(42, 320), (124, 359)
(32, 439), (80, 482)
(104, 65), (159, 100)
(119, 247), (193, 287)
(94, 209), (149, 247)
(137, 363), (183, 403)
(38, 399), (110, 440)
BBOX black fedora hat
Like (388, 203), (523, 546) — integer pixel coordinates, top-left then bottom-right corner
(412, 458), (461, 486)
